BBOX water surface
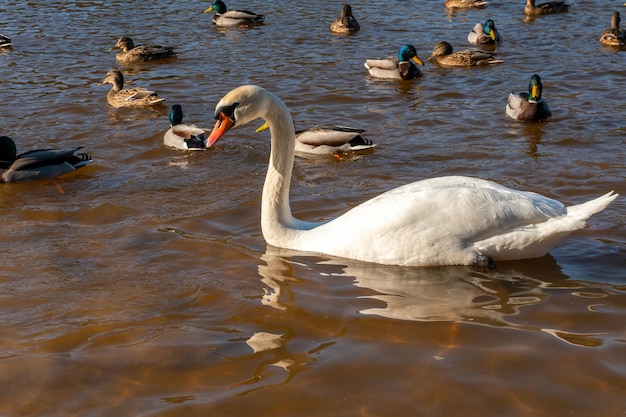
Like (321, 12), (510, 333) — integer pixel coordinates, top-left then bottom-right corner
(1, 1), (625, 416)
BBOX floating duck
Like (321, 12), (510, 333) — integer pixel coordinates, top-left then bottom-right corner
(98, 69), (165, 108)
(468, 19), (502, 45)
(506, 74), (552, 122)
(428, 41), (503, 67)
(524, 0), (569, 15)
(164, 105), (208, 150)
(0, 33), (11, 48)
(330, 4), (360, 34)
(364, 45), (424, 80)
(444, 0), (488, 8)
(109, 36), (177, 63)
(0, 136), (91, 183)
(600, 11), (625, 47)
(205, 85), (617, 267)
(256, 121), (374, 156)
(203, 0), (265, 27)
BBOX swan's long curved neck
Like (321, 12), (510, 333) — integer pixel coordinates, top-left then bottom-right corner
(261, 93), (317, 245)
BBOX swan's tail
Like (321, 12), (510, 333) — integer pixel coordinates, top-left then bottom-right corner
(566, 191), (618, 225)
(475, 191), (618, 261)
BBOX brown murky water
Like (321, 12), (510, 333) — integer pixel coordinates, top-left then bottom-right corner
(1, 1), (625, 416)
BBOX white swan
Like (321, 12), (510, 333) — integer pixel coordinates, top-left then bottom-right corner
(207, 85), (618, 267)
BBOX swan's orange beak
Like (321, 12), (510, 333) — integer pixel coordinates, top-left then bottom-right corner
(207, 112), (234, 147)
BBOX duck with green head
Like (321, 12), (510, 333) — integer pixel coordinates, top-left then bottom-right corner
(164, 105), (208, 150)
(256, 121), (374, 157)
(506, 74), (552, 122)
(468, 19), (502, 45)
(204, 0), (265, 27)
(364, 45), (424, 80)
(0, 136), (91, 183)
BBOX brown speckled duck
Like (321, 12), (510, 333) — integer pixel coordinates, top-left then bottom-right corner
(444, 0), (488, 9)
(524, 0), (569, 16)
(428, 41), (503, 67)
(600, 11), (625, 47)
(330, 4), (360, 34)
(98, 69), (165, 108)
(109, 36), (177, 63)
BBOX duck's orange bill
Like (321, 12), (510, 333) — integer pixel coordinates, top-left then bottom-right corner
(207, 112), (234, 147)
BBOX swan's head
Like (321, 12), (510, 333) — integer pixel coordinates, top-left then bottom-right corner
(207, 85), (272, 147)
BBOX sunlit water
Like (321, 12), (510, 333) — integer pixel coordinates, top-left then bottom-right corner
(1, 1), (625, 416)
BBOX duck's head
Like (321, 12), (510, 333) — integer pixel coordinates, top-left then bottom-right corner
(528, 74), (543, 103)
(483, 19), (498, 40)
(208, 85), (272, 147)
(204, 0), (227, 14)
(169, 105), (184, 126)
(0, 136), (17, 164)
(98, 69), (124, 89)
(110, 36), (134, 52)
(612, 11), (621, 29)
(341, 4), (354, 17)
(428, 41), (453, 60)
(398, 45), (424, 66)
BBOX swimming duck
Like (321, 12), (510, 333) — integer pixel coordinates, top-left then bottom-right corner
(524, 0), (569, 15)
(444, 0), (488, 8)
(428, 41), (503, 67)
(256, 121), (375, 156)
(364, 45), (424, 80)
(468, 19), (502, 45)
(109, 36), (177, 63)
(205, 85), (617, 266)
(0, 136), (91, 183)
(164, 105), (208, 150)
(98, 69), (166, 108)
(330, 4), (360, 34)
(600, 11), (625, 47)
(203, 0), (265, 27)
(0, 33), (11, 48)
(506, 74), (552, 122)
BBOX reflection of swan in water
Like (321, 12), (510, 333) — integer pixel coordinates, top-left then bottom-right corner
(259, 246), (606, 347)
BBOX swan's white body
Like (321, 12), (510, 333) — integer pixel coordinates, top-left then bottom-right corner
(208, 85), (617, 266)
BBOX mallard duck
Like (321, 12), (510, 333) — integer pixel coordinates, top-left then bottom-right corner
(0, 33), (11, 48)
(256, 121), (375, 156)
(164, 105), (208, 150)
(203, 0), (265, 27)
(109, 36), (177, 63)
(444, 0), (488, 9)
(364, 45), (424, 80)
(468, 19), (502, 45)
(330, 4), (360, 34)
(524, 0), (569, 15)
(0, 136), (91, 183)
(600, 11), (625, 47)
(98, 69), (165, 108)
(506, 74), (552, 122)
(428, 41), (503, 67)
(205, 85), (617, 266)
